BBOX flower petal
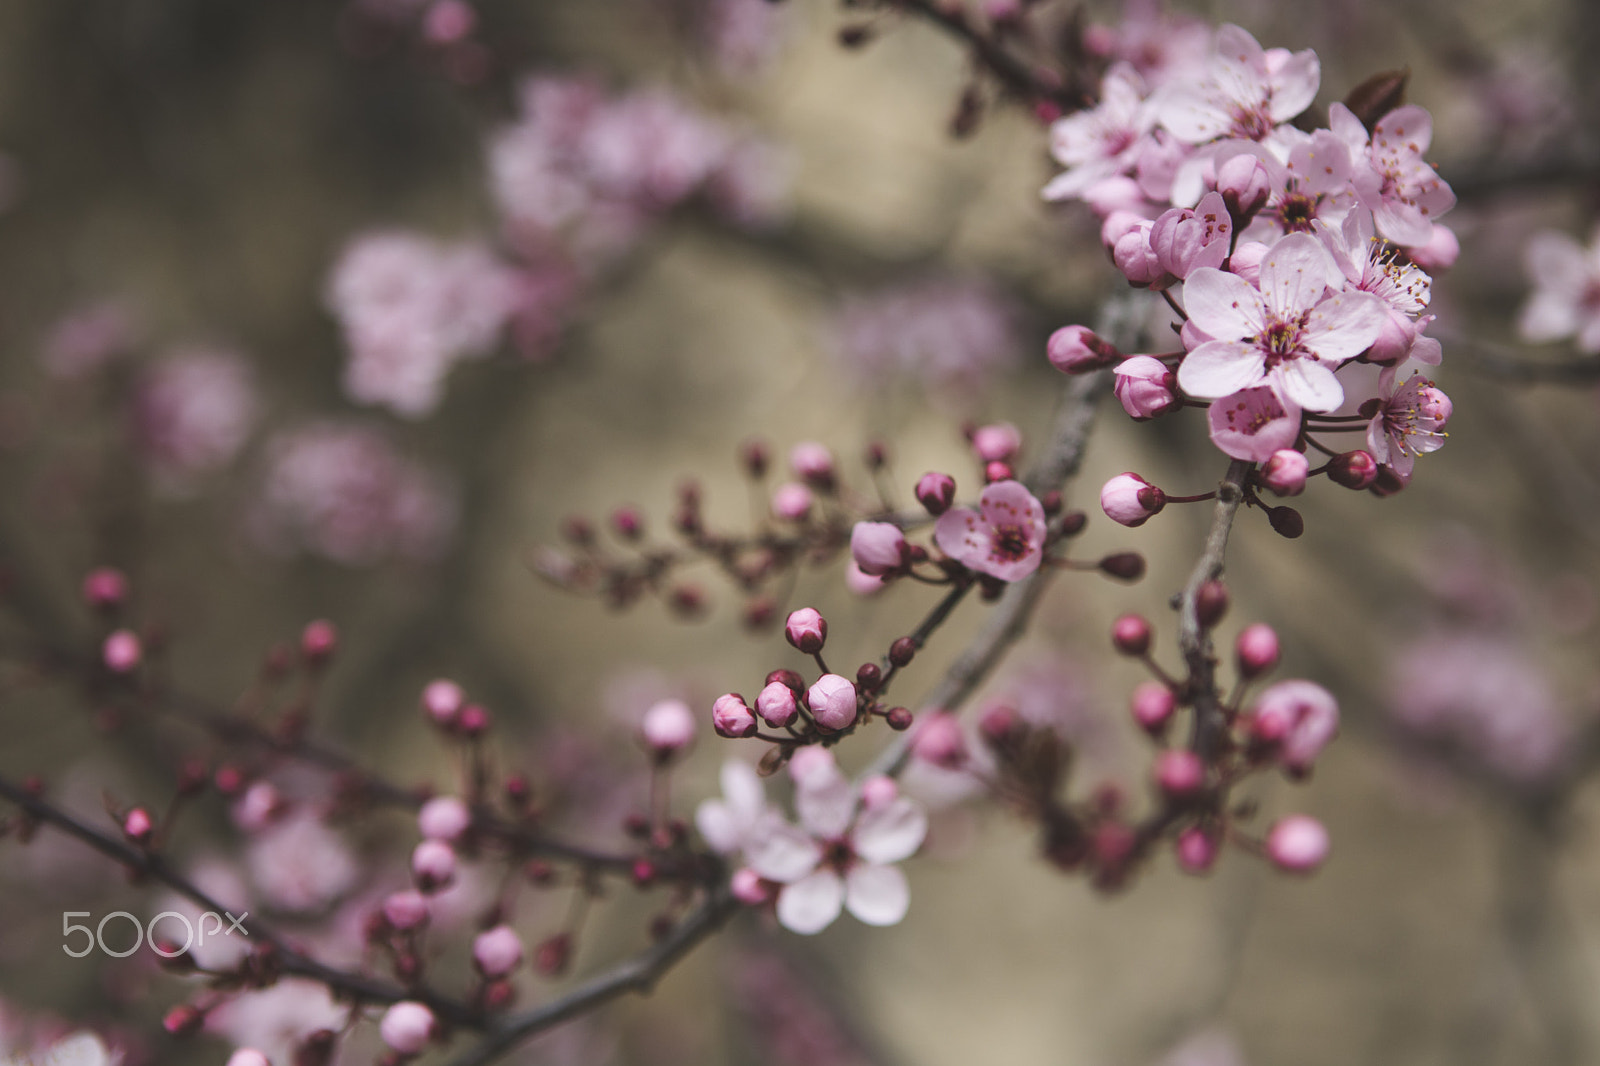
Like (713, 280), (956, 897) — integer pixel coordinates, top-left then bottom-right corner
(776, 869), (845, 935)
(1206, 386), (1301, 461)
(1302, 289), (1387, 363)
(694, 800), (742, 854)
(851, 798), (928, 865)
(1182, 267), (1265, 340)
(1260, 233), (1335, 318)
(720, 760), (765, 819)
(844, 864), (911, 927)
(795, 775), (857, 841)
(1177, 340), (1267, 399)
(1271, 359), (1344, 412)
(745, 815), (824, 883)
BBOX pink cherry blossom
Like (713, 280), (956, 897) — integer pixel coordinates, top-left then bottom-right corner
(132, 348), (259, 494)
(1330, 103), (1455, 248)
(1205, 385), (1302, 461)
(1518, 225), (1600, 353)
(1177, 233), (1387, 412)
(1218, 133), (1357, 241)
(1249, 679), (1339, 772)
(696, 761), (770, 854)
(1150, 191), (1232, 279)
(739, 750), (927, 934)
(933, 480), (1047, 582)
(1042, 63), (1156, 202)
(247, 812), (358, 913)
(1154, 25), (1319, 147)
(1366, 372), (1451, 476)
(1114, 355), (1181, 420)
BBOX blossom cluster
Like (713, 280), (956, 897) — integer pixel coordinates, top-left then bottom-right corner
(1041, 23), (1458, 523)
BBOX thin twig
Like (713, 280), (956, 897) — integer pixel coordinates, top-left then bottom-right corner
(1178, 460), (1251, 762)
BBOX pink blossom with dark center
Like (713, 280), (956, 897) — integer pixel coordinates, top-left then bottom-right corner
(1042, 63), (1157, 202)
(933, 480), (1047, 582)
(1366, 372), (1450, 476)
(1177, 233), (1387, 412)
(1329, 103), (1455, 248)
(1205, 385), (1301, 461)
(1154, 24), (1320, 148)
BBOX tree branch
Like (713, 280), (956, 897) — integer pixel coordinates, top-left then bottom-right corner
(1178, 460), (1251, 762)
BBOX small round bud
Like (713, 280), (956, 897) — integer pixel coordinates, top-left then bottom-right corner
(213, 764), (245, 796)
(1129, 680), (1175, 733)
(784, 608), (828, 654)
(418, 796), (472, 841)
(1250, 679), (1339, 773)
(411, 840), (456, 892)
(978, 703), (1021, 746)
(103, 629), (142, 674)
(984, 460), (1014, 483)
(457, 703), (491, 736)
(855, 661), (882, 691)
(741, 439), (769, 478)
(1215, 151), (1273, 223)
(1113, 356), (1181, 420)
(422, 679), (464, 727)
(379, 1002), (436, 1055)
(81, 567), (128, 610)
(888, 636), (917, 667)
(730, 867), (770, 904)
(640, 698), (695, 756)
(1100, 473), (1165, 527)
(770, 482), (813, 521)
(383, 890), (429, 930)
(910, 712), (968, 769)
(1261, 450), (1308, 497)
(534, 933), (571, 977)
(885, 706), (914, 731)
(1098, 552), (1146, 581)
(163, 1004), (204, 1038)
(610, 506), (644, 540)
(1111, 614), (1151, 656)
(1265, 814), (1329, 874)
(743, 597), (777, 630)
(806, 674), (858, 731)
(1040, 490), (1063, 517)
(859, 775), (898, 810)
(1175, 826), (1219, 874)
(1235, 624), (1280, 679)
(667, 585), (706, 618)
(123, 807), (154, 844)
(755, 681), (798, 728)
(631, 857), (657, 887)
(914, 472), (956, 516)
(712, 693), (758, 738)
(765, 668), (804, 692)
(299, 619), (337, 667)
(1047, 324), (1121, 374)
(1154, 750), (1205, 799)
(971, 422), (1021, 462)
(1327, 450), (1379, 490)
(850, 521), (908, 576)
(865, 441), (889, 469)
(789, 442), (836, 489)
(1267, 505), (1305, 538)
(473, 925), (524, 978)
(1196, 580), (1229, 628)
(1058, 510), (1087, 536)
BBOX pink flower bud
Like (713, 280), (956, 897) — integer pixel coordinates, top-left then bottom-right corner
(418, 796), (472, 841)
(1130, 680), (1175, 732)
(81, 567), (128, 610)
(411, 840), (456, 892)
(1112, 614), (1152, 656)
(971, 422), (1021, 462)
(1251, 679), (1339, 773)
(712, 693), (758, 738)
(1154, 750), (1205, 798)
(1235, 624), (1280, 679)
(1175, 826), (1219, 874)
(226, 1051), (272, 1066)
(103, 629), (142, 674)
(1261, 450), (1308, 496)
(784, 607), (828, 654)
(1113, 356), (1180, 420)
(845, 561), (886, 596)
(911, 711), (968, 769)
(1087, 178), (1148, 221)
(1099, 208), (1148, 251)
(457, 703), (491, 735)
(806, 673), (858, 731)
(730, 867), (770, 904)
(163, 1005), (204, 1037)
(850, 521), (907, 576)
(915, 471), (957, 515)
(379, 1001), (436, 1055)
(860, 775), (899, 810)
(422, 679), (464, 726)
(641, 698), (695, 754)
(473, 925), (524, 977)
(1149, 192), (1231, 279)
(1100, 473), (1165, 527)
(1227, 240), (1269, 285)
(383, 890), (430, 930)
(984, 459), (1013, 483)
(1046, 325), (1121, 374)
(1327, 450), (1379, 490)
(300, 619), (337, 666)
(770, 482), (813, 521)
(232, 780), (281, 832)
(789, 442), (835, 488)
(1112, 220), (1164, 286)
(755, 680), (799, 728)
(1215, 152), (1272, 222)
(123, 807), (154, 843)
(1265, 814), (1329, 873)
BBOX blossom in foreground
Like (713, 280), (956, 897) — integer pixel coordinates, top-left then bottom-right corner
(1153, 24), (1319, 148)
(1517, 225), (1600, 353)
(1366, 372), (1451, 476)
(933, 480), (1048, 581)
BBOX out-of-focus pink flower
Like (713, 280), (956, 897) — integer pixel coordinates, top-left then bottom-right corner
(933, 480), (1047, 581)
(418, 796), (472, 841)
(247, 812), (358, 913)
(831, 278), (1019, 392)
(248, 422), (458, 565)
(380, 1002), (435, 1054)
(41, 302), (139, 380)
(1518, 225), (1600, 353)
(1042, 63), (1156, 202)
(696, 760), (769, 854)
(472, 925), (524, 977)
(1154, 24), (1319, 148)
(1249, 679), (1339, 772)
(132, 348), (258, 494)
(1265, 814), (1329, 873)
(641, 698), (695, 754)
(850, 521), (907, 577)
(206, 978), (346, 1062)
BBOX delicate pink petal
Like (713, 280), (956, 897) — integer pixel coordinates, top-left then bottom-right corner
(1373, 105), (1433, 155)
(776, 869), (845, 934)
(795, 776), (857, 840)
(1271, 359), (1344, 412)
(1524, 232), (1589, 295)
(1178, 340), (1266, 398)
(1155, 86), (1234, 145)
(1259, 234), (1335, 317)
(1211, 25), (1269, 106)
(1267, 49), (1321, 122)
(721, 760), (765, 819)
(844, 864), (910, 927)
(1372, 199), (1432, 249)
(1206, 386), (1302, 461)
(695, 800), (743, 854)
(851, 798), (928, 865)
(1182, 268), (1265, 340)
(745, 816), (823, 883)
(1518, 292), (1581, 343)
(1287, 130), (1351, 197)
(1301, 289), (1387, 363)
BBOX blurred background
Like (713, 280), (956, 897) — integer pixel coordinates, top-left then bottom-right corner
(1, 1), (1600, 1064)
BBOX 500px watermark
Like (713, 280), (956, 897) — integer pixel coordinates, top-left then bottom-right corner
(61, 910), (248, 958)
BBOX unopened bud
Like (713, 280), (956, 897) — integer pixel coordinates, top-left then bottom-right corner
(1235, 623), (1280, 679)
(1327, 450), (1379, 490)
(1111, 614), (1151, 656)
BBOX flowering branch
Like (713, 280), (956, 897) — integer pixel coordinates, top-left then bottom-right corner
(1178, 459), (1251, 761)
